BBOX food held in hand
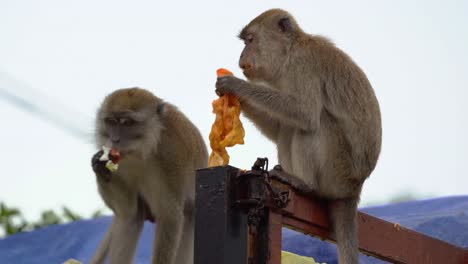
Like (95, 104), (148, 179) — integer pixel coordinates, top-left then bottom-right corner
(109, 148), (121, 163)
(99, 146), (120, 172)
(208, 68), (245, 167)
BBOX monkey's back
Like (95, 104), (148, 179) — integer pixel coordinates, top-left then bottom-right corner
(314, 37), (382, 180)
(284, 36), (382, 198)
(153, 103), (208, 191)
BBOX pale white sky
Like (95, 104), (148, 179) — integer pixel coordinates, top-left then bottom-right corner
(0, 0), (467, 220)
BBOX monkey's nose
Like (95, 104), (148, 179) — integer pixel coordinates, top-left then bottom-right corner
(240, 63), (252, 71)
(111, 138), (120, 144)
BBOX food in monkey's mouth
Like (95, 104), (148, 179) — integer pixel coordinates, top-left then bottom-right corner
(208, 68), (245, 167)
(99, 146), (120, 172)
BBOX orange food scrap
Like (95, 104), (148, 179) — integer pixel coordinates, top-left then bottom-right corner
(216, 68), (232, 76)
(208, 68), (245, 167)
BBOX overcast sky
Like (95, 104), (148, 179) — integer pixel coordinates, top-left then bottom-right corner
(0, 0), (467, 220)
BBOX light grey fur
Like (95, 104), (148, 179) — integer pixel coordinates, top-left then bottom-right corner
(216, 9), (382, 264)
(90, 88), (208, 264)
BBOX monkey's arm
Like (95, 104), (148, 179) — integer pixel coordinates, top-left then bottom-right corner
(152, 210), (184, 264)
(89, 193), (145, 264)
(94, 179), (145, 264)
(240, 100), (280, 142)
(149, 173), (186, 264)
(88, 221), (113, 264)
(90, 151), (145, 264)
(108, 215), (144, 264)
(216, 76), (320, 132)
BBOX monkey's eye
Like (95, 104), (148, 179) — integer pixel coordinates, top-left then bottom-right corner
(245, 34), (254, 44)
(105, 118), (118, 125)
(120, 118), (135, 126)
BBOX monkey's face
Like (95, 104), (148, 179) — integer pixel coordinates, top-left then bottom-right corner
(96, 88), (166, 161)
(239, 12), (296, 83)
(96, 109), (162, 160)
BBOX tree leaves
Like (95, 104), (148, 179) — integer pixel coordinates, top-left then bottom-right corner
(0, 202), (103, 237)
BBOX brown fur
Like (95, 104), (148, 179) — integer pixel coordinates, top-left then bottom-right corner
(101, 88), (159, 113)
(90, 87), (208, 264)
(216, 9), (381, 264)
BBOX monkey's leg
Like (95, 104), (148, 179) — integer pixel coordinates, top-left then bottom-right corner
(152, 207), (184, 264)
(174, 207), (194, 264)
(94, 177), (145, 264)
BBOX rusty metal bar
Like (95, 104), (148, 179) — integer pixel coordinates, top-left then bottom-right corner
(265, 211), (282, 264)
(356, 213), (468, 264)
(267, 177), (468, 264)
(195, 163), (468, 264)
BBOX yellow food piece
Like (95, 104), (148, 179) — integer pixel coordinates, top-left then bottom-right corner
(105, 160), (119, 172)
(63, 259), (82, 264)
(208, 69), (245, 167)
(281, 251), (324, 264)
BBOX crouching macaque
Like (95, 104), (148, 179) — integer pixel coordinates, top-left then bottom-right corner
(90, 87), (208, 264)
(216, 9), (382, 264)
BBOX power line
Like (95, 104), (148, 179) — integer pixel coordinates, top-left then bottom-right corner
(0, 71), (92, 141)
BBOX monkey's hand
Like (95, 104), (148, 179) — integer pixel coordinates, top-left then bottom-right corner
(216, 75), (248, 97)
(91, 150), (112, 182)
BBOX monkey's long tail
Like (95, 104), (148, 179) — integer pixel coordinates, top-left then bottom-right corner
(330, 198), (359, 264)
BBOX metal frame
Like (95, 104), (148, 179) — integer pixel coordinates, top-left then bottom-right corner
(194, 161), (468, 264)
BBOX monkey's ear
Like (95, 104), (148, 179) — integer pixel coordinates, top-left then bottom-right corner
(156, 103), (166, 115)
(278, 17), (293, 33)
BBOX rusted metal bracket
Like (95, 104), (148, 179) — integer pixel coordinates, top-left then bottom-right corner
(235, 158), (291, 235)
(233, 158), (293, 264)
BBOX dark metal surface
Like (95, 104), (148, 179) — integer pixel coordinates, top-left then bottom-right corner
(195, 160), (468, 264)
(194, 166), (248, 264)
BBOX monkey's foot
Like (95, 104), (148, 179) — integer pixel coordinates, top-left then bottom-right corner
(269, 165), (316, 195)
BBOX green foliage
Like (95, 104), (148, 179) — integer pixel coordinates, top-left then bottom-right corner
(0, 203), (28, 235)
(0, 202), (103, 238)
(388, 192), (419, 204)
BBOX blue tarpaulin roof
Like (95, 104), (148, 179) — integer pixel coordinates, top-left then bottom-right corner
(1, 196), (467, 264)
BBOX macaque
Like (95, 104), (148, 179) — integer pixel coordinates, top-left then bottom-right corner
(216, 9), (382, 264)
(90, 87), (208, 264)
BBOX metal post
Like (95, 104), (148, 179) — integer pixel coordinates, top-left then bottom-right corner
(194, 166), (248, 264)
